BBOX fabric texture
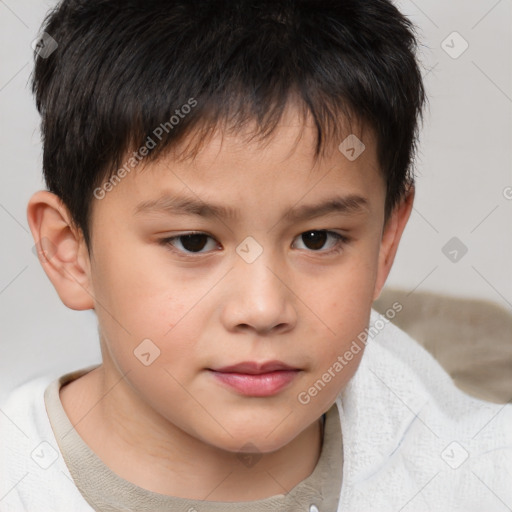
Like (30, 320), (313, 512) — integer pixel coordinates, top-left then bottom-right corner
(1, 308), (511, 511)
(374, 288), (512, 404)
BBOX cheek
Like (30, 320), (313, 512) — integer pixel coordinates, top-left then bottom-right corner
(90, 248), (203, 370)
(309, 250), (377, 330)
(298, 249), (377, 398)
(92, 237), (184, 323)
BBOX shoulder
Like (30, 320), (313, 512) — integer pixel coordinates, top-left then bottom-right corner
(0, 373), (95, 512)
(0, 374), (56, 457)
(335, 309), (512, 511)
(361, 308), (511, 428)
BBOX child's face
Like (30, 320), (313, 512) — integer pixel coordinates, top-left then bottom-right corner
(76, 109), (403, 453)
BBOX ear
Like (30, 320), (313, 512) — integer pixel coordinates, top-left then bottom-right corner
(372, 186), (415, 301)
(27, 190), (94, 310)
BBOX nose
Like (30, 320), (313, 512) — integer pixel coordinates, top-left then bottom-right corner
(220, 252), (297, 335)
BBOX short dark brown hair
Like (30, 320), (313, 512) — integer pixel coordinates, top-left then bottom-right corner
(32, 0), (426, 251)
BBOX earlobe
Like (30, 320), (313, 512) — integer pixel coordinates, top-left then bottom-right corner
(27, 190), (95, 311)
(372, 186), (415, 301)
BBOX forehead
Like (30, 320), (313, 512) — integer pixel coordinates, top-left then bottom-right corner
(91, 106), (384, 224)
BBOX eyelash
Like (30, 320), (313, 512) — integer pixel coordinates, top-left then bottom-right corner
(158, 230), (349, 259)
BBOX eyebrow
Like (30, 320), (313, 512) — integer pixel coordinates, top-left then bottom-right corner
(134, 193), (369, 222)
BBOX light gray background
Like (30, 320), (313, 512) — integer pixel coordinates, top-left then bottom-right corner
(1, 0), (511, 402)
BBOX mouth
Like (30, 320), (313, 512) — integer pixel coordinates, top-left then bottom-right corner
(207, 361), (301, 397)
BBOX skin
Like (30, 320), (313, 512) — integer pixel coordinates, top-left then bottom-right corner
(27, 105), (414, 501)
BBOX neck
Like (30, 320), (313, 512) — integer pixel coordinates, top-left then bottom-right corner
(60, 364), (324, 501)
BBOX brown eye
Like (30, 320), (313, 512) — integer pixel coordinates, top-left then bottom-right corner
(161, 232), (219, 255)
(179, 234), (209, 252)
(301, 231), (328, 250)
(293, 230), (348, 253)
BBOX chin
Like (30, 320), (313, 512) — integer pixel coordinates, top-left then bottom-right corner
(200, 421), (308, 456)
(221, 437), (289, 456)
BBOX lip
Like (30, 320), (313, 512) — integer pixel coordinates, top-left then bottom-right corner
(212, 360), (298, 375)
(208, 361), (300, 397)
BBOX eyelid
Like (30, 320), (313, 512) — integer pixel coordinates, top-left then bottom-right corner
(159, 230), (349, 258)
(292, 231), (348, 253)
(160, 231), (219, 257)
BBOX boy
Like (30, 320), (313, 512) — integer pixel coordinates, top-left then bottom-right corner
(1, 0), (511, 510)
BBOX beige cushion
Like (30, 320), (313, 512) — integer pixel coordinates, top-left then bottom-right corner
(374, 289), (512, 404)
